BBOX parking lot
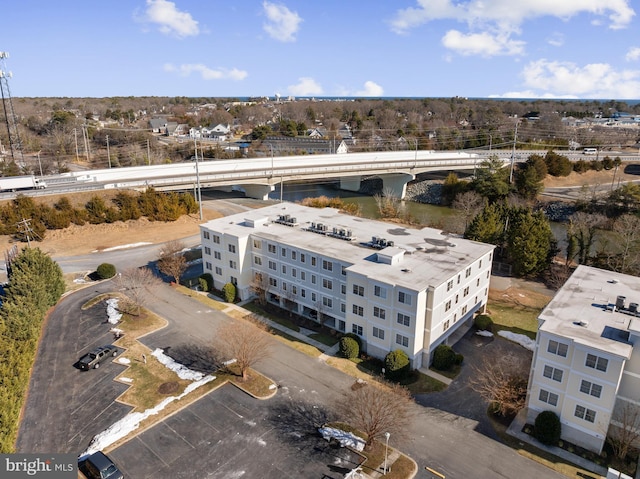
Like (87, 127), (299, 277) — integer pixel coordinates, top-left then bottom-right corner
(110, 384), (363, 478)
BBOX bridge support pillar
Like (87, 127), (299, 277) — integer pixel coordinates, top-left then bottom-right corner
(242, 184), (275, 200)
(381, 173), (415, 199)
(340, 176), (361, 192)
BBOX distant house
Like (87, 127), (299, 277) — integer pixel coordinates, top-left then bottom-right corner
(210, 123), (231, 135)
(338, 124), (356, 146)
(149, 117), (168, 134)
(307, 127), (327, 138)
(264, 136), (348, 154)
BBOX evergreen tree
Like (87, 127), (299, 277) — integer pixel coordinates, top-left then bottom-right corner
(465, 202), (506, 245)
(507, 209), (555, 277)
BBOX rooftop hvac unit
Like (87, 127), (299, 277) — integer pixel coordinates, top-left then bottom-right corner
(616, 295), (626, 310)
(630, 303), (638, 313)
(291, 217), (297, 224)
(311, 222), (316, 229)
(346, 230), (352, 237)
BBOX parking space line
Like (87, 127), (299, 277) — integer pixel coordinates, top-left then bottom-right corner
(163, 421), (196, 449)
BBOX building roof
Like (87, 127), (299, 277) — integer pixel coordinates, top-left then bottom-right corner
(538, 265), (640, 359)
(201, 203), (494, 291)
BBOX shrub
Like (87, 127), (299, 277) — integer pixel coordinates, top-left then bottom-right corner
(199, 273), (213, 292)
(534, 410), (561, 446)
(343, 332), (363, 351)
(96, 263), (117, 279)
(432, 344), (463, 371)
(340, 337), (360, 359)
(474, 314), (493, 331)
(222, 282), (236, 303)
(384, 350), (410, 380)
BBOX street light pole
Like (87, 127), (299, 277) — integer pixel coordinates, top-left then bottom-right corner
(383, 432), (390, 474)
(194, 137), (203, 220)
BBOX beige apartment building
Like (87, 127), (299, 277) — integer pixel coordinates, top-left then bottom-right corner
(527, 265), (640, 453)
(199, 202), (494, 368)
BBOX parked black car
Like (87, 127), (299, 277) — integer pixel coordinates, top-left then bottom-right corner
(78, 345), (118, 370)
(79, 451), (123, 479)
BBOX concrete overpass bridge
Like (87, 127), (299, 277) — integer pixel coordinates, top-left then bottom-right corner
(51, 150), (486, 200)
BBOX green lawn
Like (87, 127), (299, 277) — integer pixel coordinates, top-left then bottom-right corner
(487, 301), (541, 339)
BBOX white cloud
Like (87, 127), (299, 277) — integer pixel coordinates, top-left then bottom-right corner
(442, 30), (525, 56)
(626, 47), (640, 62)
(390, 1), (635, 57)
(164, 63), (247, 81)
(287, 77), (323, 96)
(355, 81), (384, 97)
(141, 0), (199, 38)
(547, 32), (564, 47)
(263, 1), (302, 42)
(517, 59), (640, 98)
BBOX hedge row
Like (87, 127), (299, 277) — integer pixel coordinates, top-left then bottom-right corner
(0, 188), (198, 241)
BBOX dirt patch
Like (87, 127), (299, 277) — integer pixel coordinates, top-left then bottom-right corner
(543, 167), (640, 189)
(489, 285), (553, 310)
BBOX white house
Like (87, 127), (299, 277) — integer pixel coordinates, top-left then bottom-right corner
(526, 265), (640, 453)
(200, 203), (494, 368)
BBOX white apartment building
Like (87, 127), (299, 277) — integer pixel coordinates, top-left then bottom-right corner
(527, 265), (640, 453)
(200, 203), (494, 368)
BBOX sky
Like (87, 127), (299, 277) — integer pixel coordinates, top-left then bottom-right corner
(1, 0), (640, 99)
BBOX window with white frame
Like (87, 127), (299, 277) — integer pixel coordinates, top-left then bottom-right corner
(373, 327), (385, 340)
(463, 286), (469, 297)
(268, 260), (276, 271)
(230, 276), (237, 285)
(447, 280), (454, 291)
(254, 256), (262, 266)
(461, 305), (468, 315)
(322, 296), (332, 308)
(229, 244), (236, 253)
(269, 277), (277, 287)
(465, 267), (471, 278)
(253, 239), (261, 249)
(229, 260), (237, 269)
(301, 253), (306, 263)
(443, 320), (450, 331)
(352, 324), (363, 336)
(301, 271), (306, 281)
(396, 334), (409, 347)
(353, 284), (364, 296)
(204, 246), (211, 255)
(292, 268), (297, 277)
(341, 303), (346, 313)
(301, 289), (306, 298)
(580, 380), (602, 398)
(214, 251), (221, 260)
(213, 235), (220, 244)
(373, 307), (386, 320)
(543, 365), (563, 382)
(282, 265), (287, 274)
(205, 261), (212, 270)
(282, 282), (287, 291)
(574, 405), (596, 423)
(281, 247), (286, 257)
(539, 389), (558, 406)
(445, 300), (451, 312)
(547, 340), (568, 358)
(341, 284), (346, 294)
(341, 265), (347, 276)
(311, 275), (317, 285)
(311, 292), (316, 301)
(322, 259), (333, 271)
(398, 291), (412, 305)
(586, 354), (608, 372)
(374, 285), (387, 299)
(311, 256), (317, 266)
(215, 266), (222, 275)
(203, 231), (210, 240)
(292, 285), (297, 295)
(353, 305), (364, 316)
(268, 244), (276, 254)
(322, 278), (333, 290)
(397, 313), (410, 327)
(291, 251), (297, 260)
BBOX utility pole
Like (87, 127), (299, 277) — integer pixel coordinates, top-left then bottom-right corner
(16, 218), (34, 248)
(106, 135), (111, 168)
(509, 120), (519, 184)
(146, 139), (150, 165)
(74, 127), (79, 161)
(194, 137), (203, 220)
(36, 151), (43, 177)
(0, 52), (24, 164)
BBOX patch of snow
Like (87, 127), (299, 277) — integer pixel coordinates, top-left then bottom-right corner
(117, 357), (131, 364)
(97, 242), (152, 252)
(106, 298), (122, 324)
(73, 278), (88, 284)
(151, 348), (205, 380)
(318, 427), (365, 452)
(498, 331), (535, 351)
(119, 377), (133, 383)
(80, 374), (215, 459)
(223, 358), (237, 366)
(476, 330), (494, 337)
(269, 384), (277, 390)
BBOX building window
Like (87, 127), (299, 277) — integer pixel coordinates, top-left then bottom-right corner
(322, 278), (333, 290)
(282, 265), (287, 274)
(445, 300), (451, 312)
(396, 334), (409, 347)
(374, 307), (386, 320)
(543, 365), (563, 382)
(281, 247), (286, 257)
(254, 256), (262, 266)
(268, 244), (276, 254)
(301, 253), (306, 263)
(374, 285), (387, 298)
(373, 327), (385, 340)
(229, 260), (237, 269)
(301, 271), (306, 281)
(253, 239), (261, 249)
(352, 324), (363, 336)
(457, 274), (460, 284)
(269, 277), (277, 287)
(203, 231), (210, 240)
(291, 251), (297, 260)
(292, 285), (297, 295)
(292, 268), (297, 278)
(322, 297), (332, 308)
(398, 291), (412, 305)
(586, 354), (608, 372)
(447, 280), (454, 291)
(353, 305), (364, 316)
(340, 303), (346, 313)
(283, 282), (288, 292)
(455, 294), (459, 304)
(311, 275), (317, 285)
(580, 380), (602, 398)
(215, 266), (222, 275)
(214, 251), (221, 260)
(204, 246), (211, 255)
(338, 320), (346, 332)
(205, 261), (212, 270)
(463, 286), (469, 297)
(575, 405), (596, 423)
(268, 260), (276, 271)
(477, 278), (480, 287)
(461, 305), (468, 315)
(301, 289), (306, 298)
(341, 284), (346, 295)
(311, 292), (316, 301)
(230, 276), (237, 285)
(229, 244), (236, 253)
(353, 284), (364, 296)
(341, 265), (347, 276)
(465, 267), (471, 278)
(213, 235), (220, 244)
(397, 313), (410, 327)
(479, 259), (482, 268)
(322, 259), (333, 271)
(311, 257), (317, 266)
(539, 389), (558, 406)
(547, 340), (568, 358)
(443, 320), (450, 331)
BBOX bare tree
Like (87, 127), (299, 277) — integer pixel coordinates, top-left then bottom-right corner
(608, 400), (640, 460)
(374, 188), (404, 219)
(469, 352), (529, 417)
(250, 272), (270, 306)
(567, 212), (606, 265)
(114, 266), (161, 315)
(606, 214), (640, 275)
(452, 190), (484, 230)
(216, 318), (272, 381)
(157, 239), (187, 284)
(336, 381), (414, 450)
